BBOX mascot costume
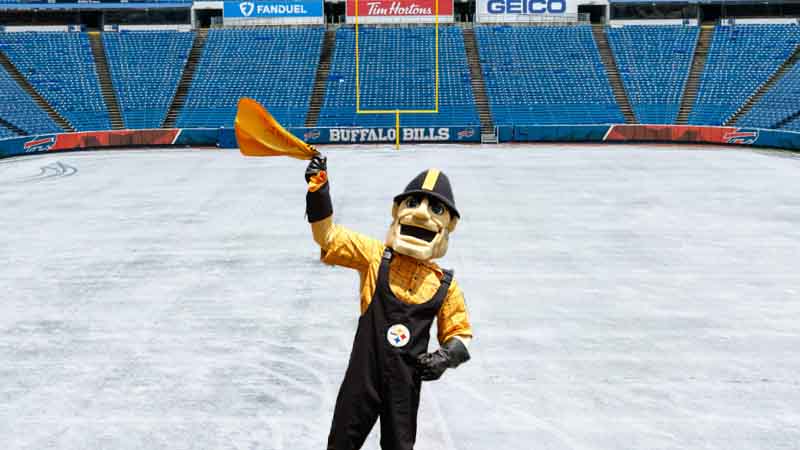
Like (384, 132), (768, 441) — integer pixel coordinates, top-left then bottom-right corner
(235, 99), (473, 450)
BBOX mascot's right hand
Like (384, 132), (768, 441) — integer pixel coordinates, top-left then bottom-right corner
(305, 154), (332, 222)
(305, 155), (328, 187)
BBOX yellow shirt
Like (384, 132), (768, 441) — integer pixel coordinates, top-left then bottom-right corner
(319, 224), (473, 345)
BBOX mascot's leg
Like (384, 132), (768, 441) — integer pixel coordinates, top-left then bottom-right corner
(327, 367), (381, 450)
(378, 363), (421, 450)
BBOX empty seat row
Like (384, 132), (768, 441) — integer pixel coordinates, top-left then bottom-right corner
(318, 26), (479, 128)
(176, 27), (323, 128)
(0, 32), (110, 131)
(690, 24), (800, 125)
(476, 25), (624, 126)
(607, 25), (698, 124)
(0, 64), (62, 135)
(104, 31), (194, 129)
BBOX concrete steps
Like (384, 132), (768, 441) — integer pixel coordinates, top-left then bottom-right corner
(462, 28), (495, 136)
(676, 25), (714, 125)
(0, 50), (75, 133)
(0, 116), (27, 136)
(88, 32), (124, 130)
(163, 29), (208, 128)
(592, 24), (636, 124)
(305, 29), (337, 128)
(726, 44), (800, 127)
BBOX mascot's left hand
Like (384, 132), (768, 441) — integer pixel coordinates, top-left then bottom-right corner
(416, 338), (470, 381)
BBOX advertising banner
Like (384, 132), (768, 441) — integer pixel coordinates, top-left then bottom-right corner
(346, 0), (454, 24)
(0, 129), (220, 159)
(476, 0), (577, 23)
(223, 0), (323, 25)
(217, 126), (479, 148)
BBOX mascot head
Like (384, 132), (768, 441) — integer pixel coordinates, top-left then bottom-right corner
(386, 169), (460, 261)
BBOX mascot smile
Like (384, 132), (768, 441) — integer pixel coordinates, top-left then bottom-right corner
(386, 169), (460, 262)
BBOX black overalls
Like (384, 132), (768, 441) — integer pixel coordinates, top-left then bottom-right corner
(327, 248), (453, 450)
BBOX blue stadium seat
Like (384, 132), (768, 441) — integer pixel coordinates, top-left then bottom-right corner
(780, 114), (800, 131)
(0, 65), (61, 136)
(176, 27), (323, 129)
(103, 31), (194, 129)
(475, 25), (624, 126)
(738, 63), (800, 129)
(0, 32), (111, 131)
(690, 24), (800, 126)
(318, 26), (480, 128)
(607, 25), (697, 124)
(0, 123), (18, 139)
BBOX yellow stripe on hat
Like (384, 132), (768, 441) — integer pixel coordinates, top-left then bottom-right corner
(421, 169), (440, 191)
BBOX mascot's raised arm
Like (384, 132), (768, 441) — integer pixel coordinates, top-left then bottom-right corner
(234, 98), (473, 450)
(306, 155), (472, 450)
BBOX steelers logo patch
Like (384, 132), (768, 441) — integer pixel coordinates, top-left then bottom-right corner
(387, 324), (411, 348)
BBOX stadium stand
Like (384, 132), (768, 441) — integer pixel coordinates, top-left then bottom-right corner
(475, 25), (623, 126)
(607, 25), (698, 124)
(689, 24), (800, 126)
(103, 31), (194, 129)
(0, 65), (62, 135)
(176, 27), (323, 129)
(317, 25), (480, 128)
(0, 32), (110, 131)
(737, 63), (800, 129)
(780, 114), (800, 131)
(0, 123), (17, 139)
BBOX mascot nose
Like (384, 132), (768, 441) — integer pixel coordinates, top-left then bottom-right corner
(412, 200), (430, 220)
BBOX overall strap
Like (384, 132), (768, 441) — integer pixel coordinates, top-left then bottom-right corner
(377, 248), (394, 292)
(431, 269), (454, 306)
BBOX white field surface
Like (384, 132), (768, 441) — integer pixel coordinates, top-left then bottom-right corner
(1, 144), (799, 450)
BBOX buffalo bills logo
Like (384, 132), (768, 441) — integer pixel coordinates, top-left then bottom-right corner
(23, 136), (56, 153)
(387, 324), (410, 348)
(304, 129), (321, 141)
(239, 1), (255, 17)
(456, 128), (475, 140)
(724, 129), (759, 145)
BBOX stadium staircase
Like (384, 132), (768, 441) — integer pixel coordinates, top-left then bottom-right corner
(88, 32), (124, 130)
(676, 25), (713, 124)
(774, 108), (800, 129)
(592, 25), (636, 124)
(0, 50), (74, 132)
(0, 116), (26, 136)
(163, 29), (208, 128)
(726, 44), (800, 126)
(305, 29), (336, 128)
(462, 28), (495, 141)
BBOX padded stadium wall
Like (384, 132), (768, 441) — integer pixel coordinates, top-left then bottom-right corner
(2, 125), (800, 159)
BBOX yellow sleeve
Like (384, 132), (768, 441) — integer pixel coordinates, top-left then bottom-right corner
(437, 279), (473, 345)
(320, 224), (384, 272)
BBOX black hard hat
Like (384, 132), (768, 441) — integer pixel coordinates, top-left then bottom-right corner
(393, 169), (460, 219)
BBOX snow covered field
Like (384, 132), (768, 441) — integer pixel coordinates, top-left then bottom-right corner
(1, 144), (799, 449)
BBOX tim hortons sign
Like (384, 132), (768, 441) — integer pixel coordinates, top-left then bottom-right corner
(346, 0), (454, 23)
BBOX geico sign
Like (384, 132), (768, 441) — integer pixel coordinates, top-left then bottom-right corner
(486, 0), (566, 14)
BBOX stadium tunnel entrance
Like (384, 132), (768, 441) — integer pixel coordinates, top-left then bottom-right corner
(578, 4), (607, 23)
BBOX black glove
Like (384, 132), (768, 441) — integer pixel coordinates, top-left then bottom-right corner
(416, 338), (470, 381)
(305, 154), (332, 223)
(304, 154), (327, 183)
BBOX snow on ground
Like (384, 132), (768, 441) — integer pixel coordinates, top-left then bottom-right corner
(1, 144), (799, 450)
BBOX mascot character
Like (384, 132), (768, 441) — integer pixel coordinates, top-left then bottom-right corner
(305, 155), (473, 450)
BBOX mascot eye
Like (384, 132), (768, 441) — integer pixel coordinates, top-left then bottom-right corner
(430, 202), (445, 215)
(406, 196), (420, 208)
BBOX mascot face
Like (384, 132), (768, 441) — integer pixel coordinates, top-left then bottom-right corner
(385, 194), (458, 261)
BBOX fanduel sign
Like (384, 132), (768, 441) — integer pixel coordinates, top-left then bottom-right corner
(476, 0), (576, 22)
(224, 0), (323, 18)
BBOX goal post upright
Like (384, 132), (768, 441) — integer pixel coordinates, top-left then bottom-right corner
(353, 0), (441, 147)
